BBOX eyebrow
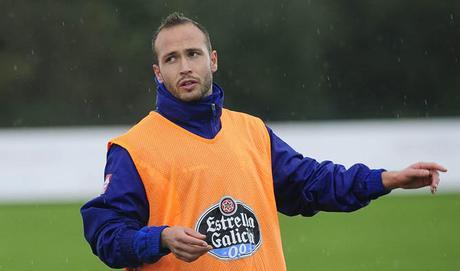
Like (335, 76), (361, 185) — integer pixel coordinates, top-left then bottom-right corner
(161, 47), (205, 61)
(162, 51), (176, 61)
(185, 47), (204, 53)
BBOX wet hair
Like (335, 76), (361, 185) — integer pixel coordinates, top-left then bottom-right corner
(152, 12), (212, 63)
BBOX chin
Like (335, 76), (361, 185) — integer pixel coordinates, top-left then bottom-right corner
(179, 93), (202, 102)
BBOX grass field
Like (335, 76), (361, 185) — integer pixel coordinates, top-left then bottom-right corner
(0, 194), (459, 270)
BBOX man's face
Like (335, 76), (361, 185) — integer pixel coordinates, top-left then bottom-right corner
(153, 23), (218, 102)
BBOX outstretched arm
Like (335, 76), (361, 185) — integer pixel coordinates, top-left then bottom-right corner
(266, 126), (448, 217)
(382, 162), (447, 193)
(267, 126), (389, 216)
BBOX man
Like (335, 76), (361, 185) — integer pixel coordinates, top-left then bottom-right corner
(81, 12), (447, 270)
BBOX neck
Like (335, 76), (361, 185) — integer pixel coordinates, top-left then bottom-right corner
(154, 79), (224, 139)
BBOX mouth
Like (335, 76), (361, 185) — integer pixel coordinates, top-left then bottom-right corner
(178, 78), (199, 91)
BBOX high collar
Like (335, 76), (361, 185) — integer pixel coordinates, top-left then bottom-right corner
(154, 78), (224, 139)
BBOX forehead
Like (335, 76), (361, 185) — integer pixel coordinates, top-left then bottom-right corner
(155, 23), (207, 56)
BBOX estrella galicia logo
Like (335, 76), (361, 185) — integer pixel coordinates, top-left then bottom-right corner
(195, 196), (262, 260)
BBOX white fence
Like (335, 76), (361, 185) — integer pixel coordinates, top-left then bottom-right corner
(0, 118), (458, 203)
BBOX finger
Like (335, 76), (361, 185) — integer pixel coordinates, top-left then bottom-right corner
(175, 243), (212, 255)
(178, 233), (209, 247)
(407, 168), (431, 178)
(430, 170), (440, 194)
(413, 162), (448, 172)
(175, 252), (196, 263)
(432, 170), (440, 185)
(175, 247), (209, 262)
(184, 228), (207, 240)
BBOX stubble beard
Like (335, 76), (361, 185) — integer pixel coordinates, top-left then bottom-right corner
(165, 71), (213, 103)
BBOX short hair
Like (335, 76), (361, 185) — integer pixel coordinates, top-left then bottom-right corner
(152, 12), (212, 63)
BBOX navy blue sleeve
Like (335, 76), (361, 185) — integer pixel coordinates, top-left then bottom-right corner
(267, 126), (390, 217)
(80, 144), (169, 268)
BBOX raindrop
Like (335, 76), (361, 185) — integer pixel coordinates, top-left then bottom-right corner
(13, 64), (18, 71)
(118, 66), (124, 73)
(449, 14), (455, 25)
(62, 21), (65, 26)
(301, 84), (305, 88)
(31, 49), (35, 55)
(79, 18), (85, 24)
(326, 75), (330, 81)
(316, 27), (321, 35)
(424, 50), (429, 55)
(97, 113), (101, 119)
(396, 113), (400, 119)
(424, 99), (428, 105)
(397, 57), (401, 63)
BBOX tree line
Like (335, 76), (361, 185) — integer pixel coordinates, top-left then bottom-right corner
(0, 0), (458, 127)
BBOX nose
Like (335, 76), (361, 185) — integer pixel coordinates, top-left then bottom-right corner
(179, 58), (192, 75)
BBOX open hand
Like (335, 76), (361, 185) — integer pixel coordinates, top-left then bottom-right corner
(161, 226), (212, 263)
(382, 162), (448, 193)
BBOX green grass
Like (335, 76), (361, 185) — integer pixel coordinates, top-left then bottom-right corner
(280, 194), (460, 271)
(0, 194), (459, 270)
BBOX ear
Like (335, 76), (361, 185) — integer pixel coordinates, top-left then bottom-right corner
(152, 64), (164, 83)
(210, 50), (218, 73)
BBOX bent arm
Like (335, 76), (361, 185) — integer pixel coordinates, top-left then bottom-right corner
(80, 145), (169, 268)
(267, 126), (390, 216)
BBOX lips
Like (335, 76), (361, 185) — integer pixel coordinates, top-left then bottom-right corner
(178, 78), (198, 87)
(178, 78), (199, 91)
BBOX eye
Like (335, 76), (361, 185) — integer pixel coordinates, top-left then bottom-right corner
(189, 51), (200, 58)
(165, 56), (176, 63)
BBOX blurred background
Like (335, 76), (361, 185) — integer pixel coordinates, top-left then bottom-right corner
(0, 0), (459, 270)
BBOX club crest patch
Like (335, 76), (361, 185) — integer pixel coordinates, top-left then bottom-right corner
(195, 196), (262, 260)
